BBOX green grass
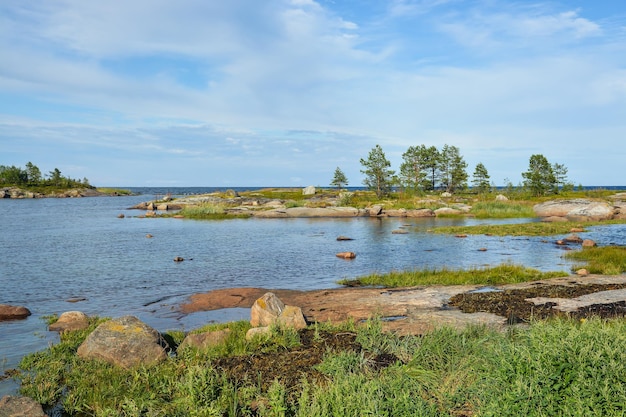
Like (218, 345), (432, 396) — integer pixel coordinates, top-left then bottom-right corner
(18, 317), (626, 416)
(171, 203), (250, 220)
(564, 246), (626, 275)
(469, 201), (536, 218)
(337, 264), (568, 287)
(431, 219), (626, 237)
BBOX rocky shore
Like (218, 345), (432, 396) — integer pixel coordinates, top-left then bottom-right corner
(0, 186), (110, 199)
(131, 188), (626, 220)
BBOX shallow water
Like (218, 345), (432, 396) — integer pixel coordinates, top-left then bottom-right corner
(1, 193), (624, 395)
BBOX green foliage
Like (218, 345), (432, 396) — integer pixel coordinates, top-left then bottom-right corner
(337, 264), (567, 287)
(17, 314), (626, 416)
(0, 162), (92, 189)
(564, 246), (626, 275)
(522, 154), (557, 196)
(330, 167), (348, 190)
(471, 162), (491, 194)
(439, 144), (468, 193)
(360, 144), (395, 198)
(399, 144), (430, 194)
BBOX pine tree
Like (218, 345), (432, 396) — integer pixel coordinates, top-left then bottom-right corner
(360, 144), (395, 198)
(439, 144), (468, 193)
(472, 162), (491, 194)
(330, 167), (348, 190)
(399, 145), (428, 194)
(522, 154), (556, 196)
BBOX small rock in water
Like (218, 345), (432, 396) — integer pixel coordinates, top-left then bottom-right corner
(336, 252), (356, 259)
(336, 235), (354, 241)
(117, 213), (125, 218)
(146, 234), (153, 238)
(173, 257), (184, 262)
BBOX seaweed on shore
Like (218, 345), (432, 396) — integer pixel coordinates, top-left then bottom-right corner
(449, 283), (626, 323)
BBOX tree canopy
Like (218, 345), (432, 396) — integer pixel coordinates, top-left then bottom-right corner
(0, 162), (92, 189)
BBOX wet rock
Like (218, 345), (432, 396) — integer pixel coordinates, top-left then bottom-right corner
(117, 213), (125, 218)
(564, 234), (583, 243)
(146, 234), (153, 238)
(582, 239), (597, 248)
(250, 293), (285, 327)
(179, 329), (231, 350)
(49, 311), (89, 332)
(392, 229), (408, 234)
(173, 256), (184, 262)
(336, 235), (354, 241)
(455, 234), (468, 238)
(0, 304), (31, 321)
(77, 316), (168, 369)
(336, 251), (356, 259)
(0, 395), (46, 417)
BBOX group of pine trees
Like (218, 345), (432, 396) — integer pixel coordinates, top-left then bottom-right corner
(331, 144), (572, 198)
(0, 162), (92, 189)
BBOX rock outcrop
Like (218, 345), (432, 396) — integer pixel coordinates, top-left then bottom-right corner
(0, 304), (31, 321)
(533, 199), (614, 221)
(77, 316), (168, 369)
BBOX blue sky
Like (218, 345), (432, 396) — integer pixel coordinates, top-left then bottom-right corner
(1, 0), (625, 187)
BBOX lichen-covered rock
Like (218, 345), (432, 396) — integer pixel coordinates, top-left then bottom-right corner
(77, 316), (168, 369)
(250, 293), (285, 327)
(276, 305), (307, 329)
(0, 395), (46, 417)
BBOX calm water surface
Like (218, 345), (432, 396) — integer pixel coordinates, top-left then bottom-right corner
(1, 192), (625, 395)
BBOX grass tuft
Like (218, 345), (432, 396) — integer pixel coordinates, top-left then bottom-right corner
(564, 246), (626, 275)
(337, 264), (568, 287)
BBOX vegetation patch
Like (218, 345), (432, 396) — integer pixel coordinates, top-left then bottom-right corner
(431, 220), (626, 237)
(337, 264), (568, 287)
(469, 201), (535, 218)
(14, 316), (626, 416)
(564, 246), (626, 275)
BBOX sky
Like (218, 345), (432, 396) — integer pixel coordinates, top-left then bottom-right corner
(1, 0), (625, 187)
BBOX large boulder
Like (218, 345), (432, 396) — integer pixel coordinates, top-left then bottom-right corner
(250, 293), (285, 327)
(302, 186), (316, 195)
(249, 293), (307, 330)
(49, 311), (89, 332)
(0, 395), (46, 417)
(0, 304), (31, 321)
(533, 199), (614, 221)
(77, 316), (168, 369)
